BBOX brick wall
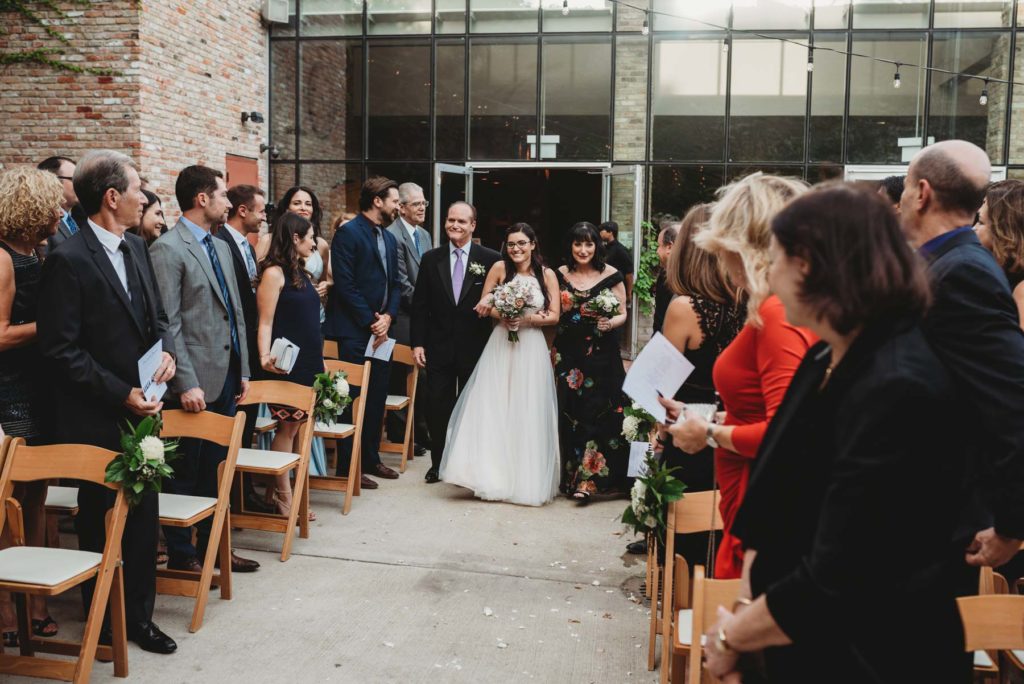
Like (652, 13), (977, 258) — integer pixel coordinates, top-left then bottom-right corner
(0, 0), (269, 217)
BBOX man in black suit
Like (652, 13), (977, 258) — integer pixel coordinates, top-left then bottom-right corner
(324, 176), (403, 487)
(37, 155), (87, 253)
(37, 149), (179, 655)
(900, 139), (1024, 568)
(599, 221), (634, 302)
(216, 184), (275, 515)
(411, 201), (501, 483)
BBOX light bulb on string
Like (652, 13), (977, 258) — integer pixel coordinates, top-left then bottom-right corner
(562, 0), (569, 16)
(641, 12), (649, 35)
(893, 64), (901, 89)
(723, 35), (730, 53)
(806, 48), (814, 73)
(980, 79), (989, 106)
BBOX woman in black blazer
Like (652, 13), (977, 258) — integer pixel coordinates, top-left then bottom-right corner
(666, 183), (975, 682)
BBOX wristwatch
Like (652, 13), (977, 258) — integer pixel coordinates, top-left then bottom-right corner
(706, 423), (719, 449)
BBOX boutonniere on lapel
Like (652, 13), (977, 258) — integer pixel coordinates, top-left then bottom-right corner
(468, 262), (487, 277)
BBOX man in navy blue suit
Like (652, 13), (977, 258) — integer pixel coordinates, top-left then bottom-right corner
(324, 176), (402, 487)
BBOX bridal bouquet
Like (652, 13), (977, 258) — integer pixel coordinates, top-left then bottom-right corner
(104, 414), (178, 507)
(313, 369), (353, 424)
(492, 279), (534, 343)
(622, 451), (686, 547)
(583, 288), (621, 319)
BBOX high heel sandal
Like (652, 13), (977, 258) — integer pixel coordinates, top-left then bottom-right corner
(272, 489), (316, 522)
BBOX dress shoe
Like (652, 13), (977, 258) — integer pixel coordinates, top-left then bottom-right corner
(359, 475), (379, 489)
(414, 443), (427, 457)
(216, 551), (259, 573)
(626, 539), (648, 555)
(245, 493), (277, 514)
(167, 555), (202, 573)
(369, 463), (399, 479)
(127, 621), (177, 655)
(424, 467), (440, 484)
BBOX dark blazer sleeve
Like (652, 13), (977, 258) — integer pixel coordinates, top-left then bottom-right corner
(386, 231), (401, 319)
(331, 227), (377, 330)
(410, 250), (433, 348)
(928, 257), (1024, 538)
(37, 252), (133, 406)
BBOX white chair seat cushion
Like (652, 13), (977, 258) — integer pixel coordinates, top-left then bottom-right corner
(385, 394), (409, 409)
(255, 416), (278, 431)
(159, 493), (216, 521)
(237, 447), (299, 470)
(675, 609), (706, 647)
(0, 546), (102, 586)
(45, 486), (79, 510)
(974, 651), (995, 668)
(1010, 649), (1024, 665)
(315, 421), (355, 438)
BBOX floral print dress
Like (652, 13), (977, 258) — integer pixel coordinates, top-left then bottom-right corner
(553, 269), (630, 495)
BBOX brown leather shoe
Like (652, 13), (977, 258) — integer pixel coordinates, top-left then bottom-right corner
(167, 556), (202, 573)
(215, 551), (260, 573)
(369, 463), (399, 480)
(360, 475), (379, 489)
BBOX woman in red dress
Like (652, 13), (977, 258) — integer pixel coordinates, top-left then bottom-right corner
(662, 173), (814, 579)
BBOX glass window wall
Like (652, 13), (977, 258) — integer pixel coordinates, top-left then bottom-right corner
(367, 41), (432, 160)
(649, 165), (725, 218)
(299, 163), (364, 233)
(300, 0), (363, 36)
(540, 38), (612, 160)
(436, 41), (467, 159)
(270, 41), (297, 160)
(469, 39), (538, 159)
(367, 0), (432, 34)
(808, 35), (847, 163)
(652, 36), (729, 161)
(299, 41), (363, 160)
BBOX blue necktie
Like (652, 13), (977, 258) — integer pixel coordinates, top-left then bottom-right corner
(202, 234), (240, 356)
(413, 230), (421, 257)
(64, 212), (79, 235)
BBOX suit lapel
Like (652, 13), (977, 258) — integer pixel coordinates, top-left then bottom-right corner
(82, 224), (146, 338)
(437, 247), (456, 306)
(176, 221), (227, 310)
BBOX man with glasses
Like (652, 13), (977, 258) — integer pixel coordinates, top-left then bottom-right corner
(386, 182), (433, 454)
(37, 155), (85, 252)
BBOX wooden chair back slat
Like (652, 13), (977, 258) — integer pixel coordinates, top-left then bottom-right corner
(323, 339), (340, 359)
(325, 359), (369, 387)
(238, 380), (315, 413)
(160, 409), (238, 446)
(2, 441), (120, 489)
(687, 565), (741, 684)
(392, 343), (414, 366)
(669, 490), (724, 535)
(958, 595), (1024, 651)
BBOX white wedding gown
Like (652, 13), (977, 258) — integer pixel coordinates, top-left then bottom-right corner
(440, 274), (561, 506)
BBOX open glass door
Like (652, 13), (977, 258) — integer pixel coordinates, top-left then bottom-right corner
(433, 163), (474, 245)
(601, 165), (644, 358)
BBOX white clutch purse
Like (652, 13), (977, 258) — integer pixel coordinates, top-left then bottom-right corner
(270, 337), (299, 374)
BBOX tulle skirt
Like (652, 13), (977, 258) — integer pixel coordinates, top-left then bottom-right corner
(440, 324), (560, 506)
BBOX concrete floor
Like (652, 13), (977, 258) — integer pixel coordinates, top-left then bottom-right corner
(10, 451), (658, 683)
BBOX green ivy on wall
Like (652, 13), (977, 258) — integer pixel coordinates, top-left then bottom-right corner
(0, 0), (119, 75)
(634, 220), (660, 316)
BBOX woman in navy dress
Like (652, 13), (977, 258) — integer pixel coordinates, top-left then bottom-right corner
(256, 212), (323, 517)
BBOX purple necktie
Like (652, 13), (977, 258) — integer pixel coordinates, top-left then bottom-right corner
(452, 248), (464, 301)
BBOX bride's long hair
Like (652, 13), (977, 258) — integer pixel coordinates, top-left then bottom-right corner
(501, 222), (550, 311)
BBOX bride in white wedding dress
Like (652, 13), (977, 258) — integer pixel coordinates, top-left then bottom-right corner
(440, 223), (562, 506)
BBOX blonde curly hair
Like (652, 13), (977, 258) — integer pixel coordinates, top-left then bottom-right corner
(694, 172), (808, 325)
(0, 167), (63, 245)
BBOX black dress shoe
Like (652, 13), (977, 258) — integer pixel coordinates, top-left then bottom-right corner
(425, 468), (440, 484)
(167, 555), (202, 573)
(369, 463), (399, 479)
(414, 443), (427, 457)
(626, 539), (648, 555)
(359, 475), (379, 489)
(127, 621), (177, 655)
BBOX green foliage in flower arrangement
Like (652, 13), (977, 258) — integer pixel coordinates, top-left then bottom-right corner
(0, 1), (121, 76)
(313, 370), (353, 425)
(634, 220), (660, 316)
(622, 451), (687, 547)
(104, 414), (178, 507)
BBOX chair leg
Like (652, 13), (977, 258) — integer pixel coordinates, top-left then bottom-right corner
(648, 562), (659, 672)
(298, 469), (310, 540)
(109, 564), (129, 678)
(281, 455), (310, 562)
(218, 520), (233, 601)
(190, 511), (226, 633)
(14, 593), (31, 657)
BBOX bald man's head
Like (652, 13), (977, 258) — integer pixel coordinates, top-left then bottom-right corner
(907, 140), (990, 219)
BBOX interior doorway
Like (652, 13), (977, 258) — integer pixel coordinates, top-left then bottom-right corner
(471, 167), (602, 265)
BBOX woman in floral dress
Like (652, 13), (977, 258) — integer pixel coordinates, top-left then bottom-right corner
(553, 222), (630, 502)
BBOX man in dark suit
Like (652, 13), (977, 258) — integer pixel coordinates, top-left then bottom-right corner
(324, 176), (403, 487)
(411, 201), (501, 483)
(900, 139), (1024, 569)
(386, 181), (433, 453)
(37, 155), (87, 253)
(652, 223), (677, 334)
(37, 149), (179, 654)
(599, 221), (634, 302)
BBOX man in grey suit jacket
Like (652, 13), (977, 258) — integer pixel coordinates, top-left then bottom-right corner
(385, 182), (432, 451)
(150, 165), (259, 574)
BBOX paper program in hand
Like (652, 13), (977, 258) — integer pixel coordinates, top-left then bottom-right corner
(621, 332), (695, 423)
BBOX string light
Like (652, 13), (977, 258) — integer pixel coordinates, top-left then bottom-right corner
(723, 34), (730, 53)
(893, 63), (901, 89)
(806, 46), (814, 73)
(641, 11), (649, 35)
(980, 79), (989, 106)
(562, 0), (569, 16)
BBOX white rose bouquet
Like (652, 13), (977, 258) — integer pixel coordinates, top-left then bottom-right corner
(104, 414), (178, 507)
(313, 369), (353, 425)
(621, 452), (686, 547)
(583, 288), (621, 320)
(622, 401), (657, 442)
(491, 278), (535, 343)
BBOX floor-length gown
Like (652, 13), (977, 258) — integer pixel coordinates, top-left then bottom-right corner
(440, 274), (560, 506)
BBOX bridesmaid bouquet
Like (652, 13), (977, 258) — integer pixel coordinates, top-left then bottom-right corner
(622, 402), (657, 442)
(492, 279), (534, 342)
(622, 452), (686, 547)
(313, 370), (353, 425)
(104, 414), (178, 508)
(583, 288), (621, 319)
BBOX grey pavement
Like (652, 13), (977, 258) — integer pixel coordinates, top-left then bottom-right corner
(11, 451), (658, 683)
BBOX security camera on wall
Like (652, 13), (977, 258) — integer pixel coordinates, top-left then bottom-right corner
(261, 0), (290, 24)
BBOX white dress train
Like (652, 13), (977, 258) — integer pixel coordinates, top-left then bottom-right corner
(440, 274), (561, 506)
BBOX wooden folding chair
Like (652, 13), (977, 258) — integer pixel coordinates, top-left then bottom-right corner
(233, 381), (316, 561)
(654, 490), (724, 678)
(155, 410), (245, 632)
(0, 439), (129, 683)
(959, 591), (1024, 684)
(682, 565), (741, 684)
(323, 339), (340, 360)
(309, 359), (371, 515)
(378, 344), (418, 472)
(44, 486), (79, 549)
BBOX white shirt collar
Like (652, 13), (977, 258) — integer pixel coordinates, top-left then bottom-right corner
(449, 240), (469, 257)
(222, 224), (249, 249)
(399, 216), (419, 236)
(87, 218), (124, 254)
